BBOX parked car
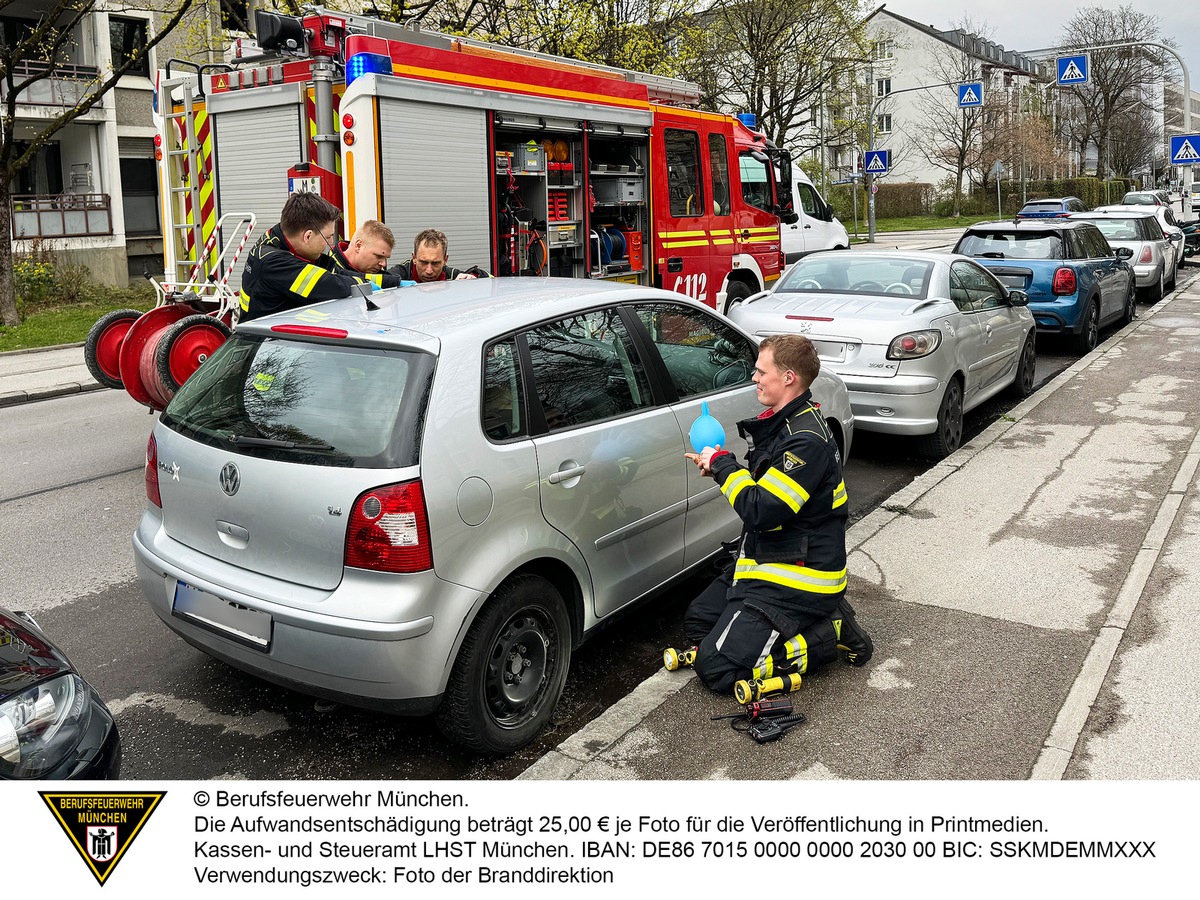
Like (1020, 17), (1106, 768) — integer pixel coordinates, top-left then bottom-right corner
(1, 609), (121, 779)
(1191, 183), (1200, 213)
(953, 220), (1136, 355)
(779, 169), (850, 269)
(1016, 196), (1088, 219)
(1094, 204), (1186, 278)
(1069, 211), (1175, 301)
(133, 279), (853, 754)
(1120, 191), (1166, 207)
(728, 251), (1035, 460)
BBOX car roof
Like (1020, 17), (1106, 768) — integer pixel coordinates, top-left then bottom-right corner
(1094, 204), (1169, 215)
(963, 219), (1090, 232)
(236, 278), (705, 350)
(1019, 197), (1079, 205)
(1070, 210), (1156, 218)
(800, 249), (953, 264)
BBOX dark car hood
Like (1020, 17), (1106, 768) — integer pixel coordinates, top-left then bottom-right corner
(0, 610), (73, 702)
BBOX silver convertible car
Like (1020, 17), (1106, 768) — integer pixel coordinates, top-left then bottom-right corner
(729, 251), (1036, 460)
(133, 279), (853, 754)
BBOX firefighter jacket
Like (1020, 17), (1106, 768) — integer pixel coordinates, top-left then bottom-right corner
(331, 243), (405, 289)
(708, 390), (849, 621)
(239, 224), (374, 322)
(387, 260), (491, 282)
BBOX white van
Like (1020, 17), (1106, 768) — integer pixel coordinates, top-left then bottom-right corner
(781, 171), (850, 263)
(1191, 182), (1200, 213)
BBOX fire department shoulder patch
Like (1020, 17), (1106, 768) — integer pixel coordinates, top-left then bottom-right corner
(40, 791), (166, 885)
(783, 451), (806, 471)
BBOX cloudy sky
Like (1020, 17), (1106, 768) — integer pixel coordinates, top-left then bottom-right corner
(881, 0), (1200, 94)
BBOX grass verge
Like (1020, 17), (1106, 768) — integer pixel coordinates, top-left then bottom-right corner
(0, 293), (154, 353)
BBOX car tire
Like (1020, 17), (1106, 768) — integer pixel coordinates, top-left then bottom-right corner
(1141, 268), (1164, 304)
(917, 377), (963, 461)
(1120, 280), (1137, 326)
(722, 281), (753, 315)
(84, 308), (143, 389)
(1009, 333), (1037, 398)
(1069, 299), (1099, 355)
(436, 574), (571, 755)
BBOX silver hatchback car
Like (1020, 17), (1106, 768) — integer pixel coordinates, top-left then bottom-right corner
(729, 251), (1036, 460)
(133, 279), (853, 753)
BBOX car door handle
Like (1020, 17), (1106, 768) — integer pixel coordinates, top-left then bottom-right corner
(740, 229), (751, 240)
(667, 257), (683, 273)
(804, 224), (812, 229)
(548, 464), (587, 484)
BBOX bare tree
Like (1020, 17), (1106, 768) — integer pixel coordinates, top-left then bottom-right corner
(1, 1), (199, 327)
(1106, 104), (1159, 179)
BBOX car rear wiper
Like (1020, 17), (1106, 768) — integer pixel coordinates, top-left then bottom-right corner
(227, 434), (335, 451)
(980, 252), (1007, 258)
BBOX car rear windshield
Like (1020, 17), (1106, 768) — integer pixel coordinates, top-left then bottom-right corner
(1084, 218), (1143, 241)
(1019, 202), (1063, 213)
(776, 256), (933, 298)
(160, 334), (433, 468)
(1121, 194), (1156, 205)
(955, 231), (1064, 260)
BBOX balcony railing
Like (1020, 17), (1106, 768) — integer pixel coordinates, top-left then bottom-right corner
(11, 194), (113, 239)
(0, 60), (102, 108)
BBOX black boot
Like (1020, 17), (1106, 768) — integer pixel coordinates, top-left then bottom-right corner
(834, 599), (873, 667)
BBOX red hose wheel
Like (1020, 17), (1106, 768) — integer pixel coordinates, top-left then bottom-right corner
(155, 314), (233, 394)
(118, 305), (192, 408)
(83, 308), (142, 389)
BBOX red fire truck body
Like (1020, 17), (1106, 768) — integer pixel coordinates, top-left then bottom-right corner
(155, 10), (792, 311)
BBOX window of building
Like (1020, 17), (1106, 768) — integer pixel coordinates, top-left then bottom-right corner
(13, 141), (64, 195)
(873, 39), (895, 60)
(876, 114), (892, 134)
(876, 78), (891, 97)
(110, 16), (149, 77)
(120, 157), (160, 236)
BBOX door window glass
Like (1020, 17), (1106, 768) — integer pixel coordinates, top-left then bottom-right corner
(632, 303), (756, 398)
(797, 183), (821, 216)
(739, 152), (771, 211)
(525, 308), (652, 430)
(953, 261), (1006, 309)
(481, 337), (527, 441)
(665, 129), (704, 218)
(708, 133), (730, 217)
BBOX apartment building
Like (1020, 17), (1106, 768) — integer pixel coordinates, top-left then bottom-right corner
(5, 1), (221, 284)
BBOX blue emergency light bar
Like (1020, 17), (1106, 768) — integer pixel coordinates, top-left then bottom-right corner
(736, 113), (757, 128)
(346, 51), (393, 86)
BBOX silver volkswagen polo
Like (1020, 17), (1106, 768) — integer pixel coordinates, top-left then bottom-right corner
(133, 279), (853, 754)
(729, 251), (1036, 460)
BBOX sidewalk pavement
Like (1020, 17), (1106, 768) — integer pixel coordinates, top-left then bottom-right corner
(0, 343), (103, 408)
(521, 270), (1200, 781)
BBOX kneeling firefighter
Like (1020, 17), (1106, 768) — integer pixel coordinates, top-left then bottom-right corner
(682, 334), (872, 695)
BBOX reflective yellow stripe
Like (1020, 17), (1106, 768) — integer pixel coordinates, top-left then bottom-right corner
(759, 467), (810, 513)
(832, 480), (847, 509)
(289, 264), (325, 297)
(745, 227), (779, 234)
(712, 238), (735, 245)
(765, 273), (780, 282)
(745, 235), (780, 243)
(785, 634), (809, 673)
(239, 288), (250, 312)
(366, 273), (383, 287)
(662, 240), (711, 248)
(733, 559), (848, 594)
(751, 655), (774, 681)
(720, 469), (755, 506)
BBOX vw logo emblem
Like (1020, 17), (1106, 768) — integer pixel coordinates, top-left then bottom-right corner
(220, 463), (241, 496)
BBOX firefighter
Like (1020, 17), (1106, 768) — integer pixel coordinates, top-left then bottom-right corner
(388, 229), (490, 282)
(332, 219), (404, 282)
(683, 334), (872, 695)
(239, 193), (381, 322)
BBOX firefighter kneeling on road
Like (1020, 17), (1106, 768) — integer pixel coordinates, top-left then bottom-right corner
(682, 334), (872, 695)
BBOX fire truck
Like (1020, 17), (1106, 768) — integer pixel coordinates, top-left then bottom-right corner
(85, 8), (796, 408)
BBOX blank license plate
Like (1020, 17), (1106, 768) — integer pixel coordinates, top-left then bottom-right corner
(997, 274), (1027, 288)
(173, 581), (272, 651)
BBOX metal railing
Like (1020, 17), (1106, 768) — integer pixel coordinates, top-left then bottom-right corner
(0, 60), (102, 107)
(10, 194), (113, 238)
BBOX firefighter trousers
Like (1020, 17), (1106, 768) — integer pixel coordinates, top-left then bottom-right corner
(684, 571), (841, 695)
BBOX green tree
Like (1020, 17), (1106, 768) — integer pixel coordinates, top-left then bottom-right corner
(1, 0), (199, 327)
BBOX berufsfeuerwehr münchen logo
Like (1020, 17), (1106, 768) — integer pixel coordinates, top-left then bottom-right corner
(40, 792), (166, 885)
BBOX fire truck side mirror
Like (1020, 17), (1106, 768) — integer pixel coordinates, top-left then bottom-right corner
(255, 10), (306, 53)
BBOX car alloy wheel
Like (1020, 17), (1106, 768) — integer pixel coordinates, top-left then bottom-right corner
(1121, 282), (1136, 326)
(1010, 335), (1036, 398)
(1069, 301), (1099, 355)
(918, 377), (963, 461)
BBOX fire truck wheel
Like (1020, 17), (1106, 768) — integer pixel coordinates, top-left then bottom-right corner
(436, 575), (572, 755)
(84, 309), (143, 389)
(154, 314), (233, 394)
(722, 281), (753, 315)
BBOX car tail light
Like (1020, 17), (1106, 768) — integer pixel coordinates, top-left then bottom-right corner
(1139, 246), (1153, 263)
(1051, 267), (1077, 295)
(886, 329), (941, 359)
(344, 480), (432, 573)
(145, 434), (161, 508)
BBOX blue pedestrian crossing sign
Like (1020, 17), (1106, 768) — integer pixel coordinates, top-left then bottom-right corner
(1056, 54), (1089, 85)
(1170, 135), (1200, 165)
(864, 150), (890, 175)
(957, 82), (984, 108)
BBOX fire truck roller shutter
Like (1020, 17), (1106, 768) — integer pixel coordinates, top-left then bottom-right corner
(212, 104), (304, 290)
(378, 98), (491, 272)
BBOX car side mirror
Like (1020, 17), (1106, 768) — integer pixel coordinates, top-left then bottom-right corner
(1115, 246), (1134, 259)
(1007, 289), (1031, 307)
(781, 209), (800, 225)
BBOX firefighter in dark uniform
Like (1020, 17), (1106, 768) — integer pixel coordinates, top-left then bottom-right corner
(331, 219), (405, 286)
(388, 228), (490, 282)
(239, 193), (388, 323)
(683, 333), (872, 694)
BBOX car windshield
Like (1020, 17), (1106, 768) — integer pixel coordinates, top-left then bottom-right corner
(1082, 218), (1141, 241)
(161, 335), (431, 468)
(776, 256), (933, 298)
(1121, 194), (1156, 205)
(956, 231), (1065, 260)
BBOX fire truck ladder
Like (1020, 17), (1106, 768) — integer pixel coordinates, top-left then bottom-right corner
(159, 77), (207, 285)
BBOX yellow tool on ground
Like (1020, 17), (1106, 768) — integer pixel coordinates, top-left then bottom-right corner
(734, 672), (802, 704)
(662, 646), (697, 671)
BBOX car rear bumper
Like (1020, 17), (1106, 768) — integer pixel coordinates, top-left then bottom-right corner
(1028, 296), (1085, 335)
(133, 518), (485, 712)
(837, 373), (942, 435)
(1132, 263), (1163, 287)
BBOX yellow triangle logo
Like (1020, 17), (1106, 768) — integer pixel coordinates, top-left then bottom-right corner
(40, 791), (167, 886)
